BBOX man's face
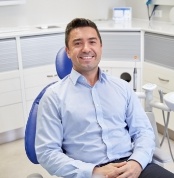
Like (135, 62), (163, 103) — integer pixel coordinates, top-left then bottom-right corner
(66, 27), (102, 74)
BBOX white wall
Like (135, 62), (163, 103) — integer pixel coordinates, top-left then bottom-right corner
(0, 0), (173, 28)
(125, 0), (149, 20)
(125, 0), (172, 22)
(0, 0), (125, 27)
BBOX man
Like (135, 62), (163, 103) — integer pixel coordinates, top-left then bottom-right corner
(35, 18), (174, 178)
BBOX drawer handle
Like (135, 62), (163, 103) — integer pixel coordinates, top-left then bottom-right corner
(47, 74), (58, 78)
(158, 77), (169, 82)
(47, 75), (54, 78)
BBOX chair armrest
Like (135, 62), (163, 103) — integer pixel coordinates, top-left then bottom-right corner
(153, 147), (172, 163)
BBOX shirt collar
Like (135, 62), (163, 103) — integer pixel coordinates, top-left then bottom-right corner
(69, 67), (107, 85)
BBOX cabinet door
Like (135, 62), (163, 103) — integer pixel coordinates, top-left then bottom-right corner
(145, 32), (174, 69)
(100, 31), (141, 62)
(0, 103), (24, 133)
(21, 33), (64, 116)
(0, 38), (19, 72)
(20, 33), (65, 69)
(0, 38), (24, 133)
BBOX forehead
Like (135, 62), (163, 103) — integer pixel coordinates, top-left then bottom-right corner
(69, 27), (98, 40)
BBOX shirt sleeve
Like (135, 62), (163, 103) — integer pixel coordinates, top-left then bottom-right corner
(35, 88), (96, 178)
(125, 85), (156, 169)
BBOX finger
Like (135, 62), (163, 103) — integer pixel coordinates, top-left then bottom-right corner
(117, 171), (129, 178)
(115, 163), (131, 177)
(112, 161), (127, 168)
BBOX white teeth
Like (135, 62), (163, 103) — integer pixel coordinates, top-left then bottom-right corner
(81, 56), (92, 59)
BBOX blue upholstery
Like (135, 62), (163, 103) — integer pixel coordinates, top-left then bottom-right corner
(55, 47), (72, 79)
(25, 47), (72, 164)
(25, 82), (56, 164)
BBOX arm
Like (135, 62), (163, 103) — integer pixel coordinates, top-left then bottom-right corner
(125, 86), (156, 169)
(35, 88), (95, 178)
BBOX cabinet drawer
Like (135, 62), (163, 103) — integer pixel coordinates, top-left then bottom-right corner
(0, 70), (20, 80)
(144, 71), (174, 91)
(143, 62), (174, 91)
(0, 91), (22, 106)
(0, 78), (21, 93)
(23, 65), (58, 88)
(0, 103), (24, 133)
(25, 84), (52, 101)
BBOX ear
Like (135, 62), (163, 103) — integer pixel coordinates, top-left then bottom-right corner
(65, 47), (71, 59)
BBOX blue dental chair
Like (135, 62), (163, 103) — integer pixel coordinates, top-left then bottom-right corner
(25, 47), (72, 165)
(25, 47), (171, 177)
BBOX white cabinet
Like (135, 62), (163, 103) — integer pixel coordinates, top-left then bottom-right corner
(20, 33), (64, 118)
(0, 38), (24, 133)
(144, 32), (174, 132)
(143, 62), (174, 131)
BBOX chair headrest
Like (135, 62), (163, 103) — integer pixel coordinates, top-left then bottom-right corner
(55, 47), (72, 79)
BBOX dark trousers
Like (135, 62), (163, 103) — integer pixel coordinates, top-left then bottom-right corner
(140, 163), (174, 178)
(99, 157), (174, 178)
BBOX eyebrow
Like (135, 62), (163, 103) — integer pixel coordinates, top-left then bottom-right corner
(72, 37), (98, 43)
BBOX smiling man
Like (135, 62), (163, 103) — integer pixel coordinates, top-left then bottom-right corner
(65, 21), (102, 86)
(35, 18), (174, 178)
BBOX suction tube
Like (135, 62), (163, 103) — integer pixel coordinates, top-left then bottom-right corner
(133, 67), (137, 92)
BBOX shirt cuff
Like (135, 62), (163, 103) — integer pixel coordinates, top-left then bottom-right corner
(74, 162), (96, 177)
(128, 151), (152, 169)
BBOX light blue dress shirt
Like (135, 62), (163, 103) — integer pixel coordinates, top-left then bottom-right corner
(35, 68), (155, 178)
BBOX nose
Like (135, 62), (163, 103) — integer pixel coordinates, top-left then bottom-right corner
(82, 42), (90, 52)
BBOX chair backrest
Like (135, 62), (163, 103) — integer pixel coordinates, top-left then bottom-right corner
(25, 47), (72, 164)
(55, 47), (72, 79)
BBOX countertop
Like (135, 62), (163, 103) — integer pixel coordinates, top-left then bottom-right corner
(0, 18), (174, 39)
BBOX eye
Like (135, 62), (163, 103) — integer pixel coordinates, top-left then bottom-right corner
(74, 42), (81, 46)
(90, 40), (96, 44)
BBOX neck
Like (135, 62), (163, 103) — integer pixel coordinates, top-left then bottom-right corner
(83, 69), (99, 86)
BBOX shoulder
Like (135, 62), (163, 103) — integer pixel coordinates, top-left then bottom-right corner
(41, 75), (71, 101)
(105, 73), (131, 90)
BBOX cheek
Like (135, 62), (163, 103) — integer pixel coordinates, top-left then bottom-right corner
(97, 48), (102, 59)
(67, 50), (76, 59)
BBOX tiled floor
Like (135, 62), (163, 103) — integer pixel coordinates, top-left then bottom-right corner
(0, 134), (174, 178)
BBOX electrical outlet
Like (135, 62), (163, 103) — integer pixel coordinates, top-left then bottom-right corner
(154, 10), (162, 17)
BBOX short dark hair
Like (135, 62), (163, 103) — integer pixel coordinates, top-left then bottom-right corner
(65, 18), (102, 48)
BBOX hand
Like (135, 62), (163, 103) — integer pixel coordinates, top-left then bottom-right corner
(93, 161), (127, 178)
(93, 160), (142, 178)
(117, 160), (142, 178)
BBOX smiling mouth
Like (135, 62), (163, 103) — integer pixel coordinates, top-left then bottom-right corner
(80, 56), (94, 60)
